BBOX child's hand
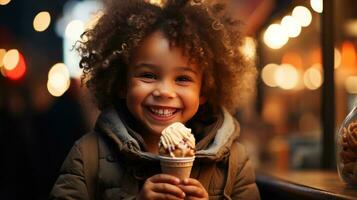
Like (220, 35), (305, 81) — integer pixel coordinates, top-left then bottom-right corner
(137, 174), (186, 200)
(178, 178), (209, 200)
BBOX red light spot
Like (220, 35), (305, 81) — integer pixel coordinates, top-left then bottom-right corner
(5, 52), (26, 80)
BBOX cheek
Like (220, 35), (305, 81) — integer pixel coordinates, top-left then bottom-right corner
(127, 80), (148, 96)
(181, 88), (201, 108)
(126, 81), (146, 106)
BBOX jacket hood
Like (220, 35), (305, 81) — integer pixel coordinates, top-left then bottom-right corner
(95, 106), (240, 162)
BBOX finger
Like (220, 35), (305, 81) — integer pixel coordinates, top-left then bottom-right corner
(180, 178), (208, 198)
(149, 174), (181, 185)
(152, 192), (185, 200)
(153, 193), (185, 200)
(152, 183), (186, 198)
(182, 178), (203, 187)
(179, 185), (206, 198)
(184, 197), (202, 200)
(143, 190), (184, 200)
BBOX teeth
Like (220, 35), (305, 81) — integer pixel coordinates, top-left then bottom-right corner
(150, 107), (176, 117)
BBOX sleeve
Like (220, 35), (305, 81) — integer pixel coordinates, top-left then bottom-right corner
(49, 143), (90, 200)
(230, 143), (261, 200)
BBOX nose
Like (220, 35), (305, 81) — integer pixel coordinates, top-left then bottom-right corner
(152, 81), (177, 99)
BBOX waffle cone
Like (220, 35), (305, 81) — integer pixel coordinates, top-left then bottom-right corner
(159, 156), (195, 179)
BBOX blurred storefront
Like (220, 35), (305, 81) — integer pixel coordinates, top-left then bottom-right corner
(240, 0), (357, 172)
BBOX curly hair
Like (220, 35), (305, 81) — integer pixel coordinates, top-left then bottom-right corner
(77, 0), (256, 114)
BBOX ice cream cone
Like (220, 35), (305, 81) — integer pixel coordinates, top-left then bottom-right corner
(159, 156), (195, 179)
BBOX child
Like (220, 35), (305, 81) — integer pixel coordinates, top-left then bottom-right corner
(50, 0), (260, 199)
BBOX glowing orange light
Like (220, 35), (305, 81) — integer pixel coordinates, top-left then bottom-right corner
(311, 48), (321, 64)
(4, 52), (26, 80)
(281, 52), (303, 69)
(341, 41), (356, 67)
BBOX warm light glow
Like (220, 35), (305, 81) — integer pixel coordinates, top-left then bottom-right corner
(345, 20), (357, 37)
(0, 0), (11, 6)
(47, 63), (71, 97)
(334, 48), (341, 69)
(262, 63), (280, 87)
(33, 11), (51, 32)
(240, 37), (256, 60)
(281, 15), (301, 38)
(281, 52), (303, 69)
(264, 24), (289, 49)
(310, 0), (323, 13)
(0, 49), (6, 68)
(85, 11), (103, 30)
(345, 76), (357, 94)
(292, 6), (312, 27)
(304, 64), (323, 90)
(47, 74), (71, 97)
(3, 49), (19, 70)
(149, 0), (165, 7)
(48, 63), (70, 79)
(310, 48), (321, 65)
(341, 41), (356, 67)
(65, 20), (84, 40)
(275, 64), (299, 90)
(4, 52), (26, 80)
(0, 67), (6, 77)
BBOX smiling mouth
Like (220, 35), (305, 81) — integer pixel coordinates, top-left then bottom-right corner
(148, 106), (179, 118)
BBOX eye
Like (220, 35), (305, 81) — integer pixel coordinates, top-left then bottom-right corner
(176, 75), (193, 83)
(140, 72), (157, 80)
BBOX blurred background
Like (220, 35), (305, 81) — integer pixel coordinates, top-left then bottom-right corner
(1, 0), (357, 199)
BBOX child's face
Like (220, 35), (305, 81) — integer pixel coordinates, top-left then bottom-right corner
(125, 31), (205, 138)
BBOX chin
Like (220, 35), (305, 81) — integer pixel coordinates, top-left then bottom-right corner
(148, 125), (168, 136)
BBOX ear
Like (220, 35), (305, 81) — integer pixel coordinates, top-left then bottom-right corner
(199, 95), (206, 105)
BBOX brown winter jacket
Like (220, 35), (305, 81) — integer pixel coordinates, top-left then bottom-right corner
(50, 107), (260, 200)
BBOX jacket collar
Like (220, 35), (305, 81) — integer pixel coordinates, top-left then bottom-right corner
(95, 106), (240, 162)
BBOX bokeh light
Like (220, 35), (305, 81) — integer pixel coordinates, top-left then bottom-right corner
(345, 20), (357, 37)
(149, 0), (165, 7)
(264, 24), (289, 49)
(4, 52), (26, 80)
(303, 64), (323, 90)
(47, 63), (71, 97)
(0, 49), (6, 68)
(262, 63), (280, 87)
(281, 15), (301, 38)
(275, 64), (299, 90)
(310, 0), (323, 13)
(345, 76), (357, 94)
(33, 11), (51, 32)
(3, 49), (19, 71)
(292, 6), (312, 27)
(65, 20), (84, 40)
(0, 0), (11, 6)
(0, 67), (6, 77)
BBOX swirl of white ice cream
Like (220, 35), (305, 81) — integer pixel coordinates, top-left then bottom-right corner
(159, 122), (195, 157)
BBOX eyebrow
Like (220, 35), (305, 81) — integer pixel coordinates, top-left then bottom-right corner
(133, 63), (199, 75)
